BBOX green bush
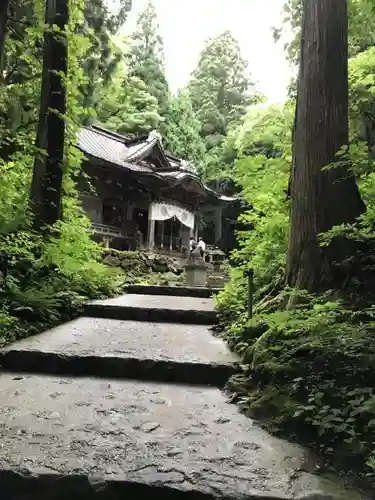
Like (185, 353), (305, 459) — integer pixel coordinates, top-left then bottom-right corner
(216, 293), (375, 477)
(0, 219), (125, 345)
(0, 228), (185, 346)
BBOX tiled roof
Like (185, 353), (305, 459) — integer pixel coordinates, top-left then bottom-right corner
(77, 127), (153, 173)
(77, 126), (236, 203)
(156, 171), (235, 202)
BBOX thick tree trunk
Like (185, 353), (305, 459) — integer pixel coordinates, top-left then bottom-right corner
(30, 5), (51, 222)
(286, 0), (365, 294)
(30, 0), (68, 228)
(0, 0), (9, 78)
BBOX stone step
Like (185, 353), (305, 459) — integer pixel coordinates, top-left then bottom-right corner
(125, 284), (223, 298)
(0, 318), (237, 386)
(0, 373), (361, 500)
(83, 294), (217, 325)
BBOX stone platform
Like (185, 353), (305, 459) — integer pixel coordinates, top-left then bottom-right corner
(125, 284), (222, 298)
(0, 287), (366, 499)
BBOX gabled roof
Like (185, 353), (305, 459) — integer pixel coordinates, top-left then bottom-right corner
(77, 126), (152, 173)
(76, 125), (236, 204)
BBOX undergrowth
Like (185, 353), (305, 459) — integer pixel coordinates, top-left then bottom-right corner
(0, 220), (124, 346)
(0, 224), (181, 346)
(215, 289), (375, 480)
(213, 96), (375, 484)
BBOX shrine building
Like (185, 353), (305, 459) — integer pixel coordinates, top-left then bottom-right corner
(76, 125), (234, 253)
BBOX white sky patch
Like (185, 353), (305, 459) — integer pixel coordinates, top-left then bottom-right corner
(110, 0), (293, 104)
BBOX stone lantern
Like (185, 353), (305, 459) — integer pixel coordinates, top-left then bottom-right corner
(184, 247), (207, 287)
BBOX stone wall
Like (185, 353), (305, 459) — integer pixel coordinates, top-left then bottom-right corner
(101, 250), (183, 276)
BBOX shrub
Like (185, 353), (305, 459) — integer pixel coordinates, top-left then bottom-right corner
(216, 293), (375, 477)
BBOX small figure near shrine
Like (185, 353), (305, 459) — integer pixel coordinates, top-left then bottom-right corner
(198, 237), (206, 259)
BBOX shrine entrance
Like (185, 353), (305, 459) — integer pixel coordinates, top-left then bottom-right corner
(147, 202), (195, 253)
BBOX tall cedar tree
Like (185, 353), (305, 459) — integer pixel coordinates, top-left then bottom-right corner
(97, 73), (162, 135)
(163, 90), (206, 168)
(129, 1), (169, 118)
(188, 31), (258, 179)
(286, 0), (365, 294)
(189, 31), (255, 144)
(30, 0), (68, 228)
(81, 0), (132, 123)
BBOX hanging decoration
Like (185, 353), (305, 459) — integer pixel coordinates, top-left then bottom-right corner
(150, 202), (195, 229)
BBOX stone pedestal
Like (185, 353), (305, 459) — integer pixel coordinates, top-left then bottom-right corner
(184, 247), (207, 287)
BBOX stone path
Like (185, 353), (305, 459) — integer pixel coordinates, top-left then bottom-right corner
(0, 286), (365, 499)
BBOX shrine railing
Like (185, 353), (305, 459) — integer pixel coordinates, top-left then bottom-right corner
(89, 223), (124, 238)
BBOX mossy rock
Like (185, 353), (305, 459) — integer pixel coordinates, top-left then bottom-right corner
(102, 255), (122, 268)
(101, 250), (182, 276)
(120, 260), (143, 272)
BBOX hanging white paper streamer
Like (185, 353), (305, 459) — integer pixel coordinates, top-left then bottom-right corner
(150, 202), (195, 229)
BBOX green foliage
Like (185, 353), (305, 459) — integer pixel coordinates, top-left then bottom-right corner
(128, 0), (169, 118)
(213, 102), (294, 340)
(348, 0), (375, 56)
(0, 0), (136, 344)
(98, 1), (169, 136)
(215, 34), (375, 479)
(80, 0), (132, 119)
(163, 90), (206, 169)
(277, 0), (375, 67)
(0, 223), (123, 344)
(97, 71), (162, 135)
(216, 293), (375, 476)
(230, 103), (294, 284)
(188, 30), (261, 180)
(349, 46), (375, 141)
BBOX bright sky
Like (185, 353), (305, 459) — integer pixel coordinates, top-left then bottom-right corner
(116, 0), (293, 103)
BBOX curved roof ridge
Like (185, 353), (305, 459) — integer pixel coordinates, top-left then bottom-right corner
(76, 126), (237, 204)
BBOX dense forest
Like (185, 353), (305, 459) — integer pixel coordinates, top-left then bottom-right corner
(1, 0), (375, 484)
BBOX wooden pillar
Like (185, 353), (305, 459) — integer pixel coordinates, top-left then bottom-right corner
(169, 218), (173, 251)
(122, 202), (129, 234)
(193, 214), (199, 240)
(160, 220), (164, 248)
(125, 204), (133, 221)
(214, 207), (223, 245)
(147, 204), (155, 250)
(181, 224), (190, 250)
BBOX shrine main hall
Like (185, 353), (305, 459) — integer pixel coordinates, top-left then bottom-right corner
(77, 125), (234, 253)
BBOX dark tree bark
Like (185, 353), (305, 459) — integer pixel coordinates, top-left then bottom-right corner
(30, 0), (68, 228)
(286, 0), (366, 295)
(0, 0), (9, 78)
(30, 4), (51, 221)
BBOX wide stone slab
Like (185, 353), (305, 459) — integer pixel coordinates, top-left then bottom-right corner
(83, 294), (216, 324)
(92, 294), (215, 310)
(0, 373), (361, 500)
(0, 318), (237, 386)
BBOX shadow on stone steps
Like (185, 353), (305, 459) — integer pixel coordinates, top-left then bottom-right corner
(0, 350), (237, 387)
(0, 469), (307, 500)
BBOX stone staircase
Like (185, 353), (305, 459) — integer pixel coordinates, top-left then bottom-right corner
(0, 286), (365, 499)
